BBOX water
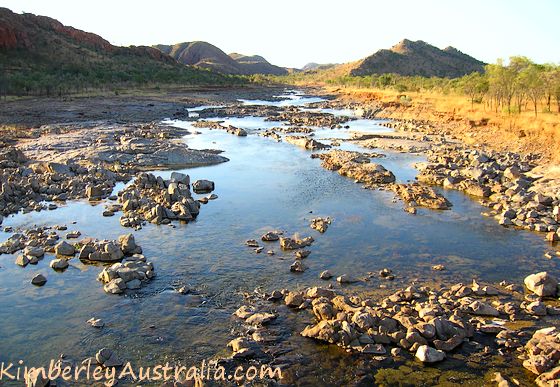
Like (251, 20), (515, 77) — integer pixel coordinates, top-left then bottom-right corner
(0, 90), (558, 385)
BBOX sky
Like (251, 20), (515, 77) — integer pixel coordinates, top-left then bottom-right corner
(2, 0), (559, 68)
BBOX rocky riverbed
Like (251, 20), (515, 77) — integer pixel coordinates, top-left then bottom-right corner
(0, 87), (559, 386)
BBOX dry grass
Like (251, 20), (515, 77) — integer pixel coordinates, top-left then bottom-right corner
(324, 85), (560, 164)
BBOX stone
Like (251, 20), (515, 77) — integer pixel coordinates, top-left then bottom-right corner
(234, 305), (255, 319)
(310, 217), (331, 233)
(320, 270), (333, 280)
(118, 233), (139, 255)
(15, 255), (30, 267)
(50, 258), (69, 270)
(296, 250), (311, 259)
(104, 278), (126, 294)
(524, 272), (558, 297)
(469, 300), (500, 316)
(526, 300), (547, 316)
(285, 292), (304, 308)
(432, 264), (445, 271)
(126, 279), (142, 290)
(361, 344), (387, 355)
(87, 318), (104, 328)
(31, 274), (47, 286)
(415, 345), (446, 363)
(95, 348), (123, 367)
(170, 172), (190, 186)
(86, 185), (104, 200)
(192, 179), (214, 192)
(261, 231), (279, 242)
(337, 274), (359, 284)
(245, 312), (277, 326)
(290, 260), (307, 273)
(55, 241), (75, 256)
(24, 246), (44, 258)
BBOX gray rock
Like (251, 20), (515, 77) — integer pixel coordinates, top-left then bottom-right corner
(31, 274), (47, 286)
(15, 255), (30, 267)
(95, 348), (123, 367)
(126, 279), (142, 290)
(49, 258), (69, 271)
(524, 272), (558, 297)
(415, 345), (446, 363)
(320, 270), (333, 280)
(55, 241), (75, 256)
(192, 179), (215, 192)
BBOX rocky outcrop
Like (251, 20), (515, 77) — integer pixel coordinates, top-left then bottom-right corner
(390, 183), (452, 210)
(118, 172), (202, 228)
(314, 150), (395, 187)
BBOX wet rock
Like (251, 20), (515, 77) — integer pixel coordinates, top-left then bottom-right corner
(15, 255), (30, 267)
(118, 233), (141, 255)
(49, 258), (69, 271)
(192, 179), (215, 193)
(103, 278), (126, 294)
(234, 305), (255, 319)
(285, 136), (330, 150)
(432, 264), (445, 271)
(87, 318), (104, 328)
(96, 348), (123, 367)
(391, 183), (452, 210)
(320, 270), (333, 280)
(290, 260), (308, 273)
(245, 312), (277, 326)
(295, 250), (311, 259)
(31, 274), (47, 286)
(524, 272), (558, 297)
(24, 246), (44, 258)
(285, 292), (304, 308)
(245, 239), (259, 247)
(337, 274), (359, 284)
(54, 241), (75, 256)
(310, 217), (331, 233)
(415, 345), (446, 363)
(261, 231), (279, 242)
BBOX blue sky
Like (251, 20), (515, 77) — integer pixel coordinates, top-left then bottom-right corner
(2, 0), (559, 68)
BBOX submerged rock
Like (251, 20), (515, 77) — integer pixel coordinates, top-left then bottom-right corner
(31, 274), (47, 286)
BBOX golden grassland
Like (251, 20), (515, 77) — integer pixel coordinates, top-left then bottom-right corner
(321, 85), (560, 164)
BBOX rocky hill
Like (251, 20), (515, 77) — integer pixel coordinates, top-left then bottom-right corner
(0, 8), (235, 96)
(154, 41), (287, 75)
(350, 39), (485, 78)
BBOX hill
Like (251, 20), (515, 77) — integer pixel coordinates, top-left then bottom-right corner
(0, 8), (237, 96)
(154, 41), (287, 75)
(349, 39), (485, 78)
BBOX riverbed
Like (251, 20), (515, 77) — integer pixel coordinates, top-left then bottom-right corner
(0, 90), (558, 386)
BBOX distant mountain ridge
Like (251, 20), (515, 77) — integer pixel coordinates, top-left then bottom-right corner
(349, 39), (485, 78)
(154, 41), (288, 75)
(0, 7), (234, 95)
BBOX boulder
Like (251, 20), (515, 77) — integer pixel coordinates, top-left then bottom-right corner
(55, 241), (75, 256)
(50, 258), (69, 271)
(415, 345), (446, 363)
(524, 272), (558, 297)
(170, 172), (190, 186)
(192, 179), (215, 192)
(31, 274), (47, 286)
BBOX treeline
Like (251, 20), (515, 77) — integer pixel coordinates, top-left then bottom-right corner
(257, 57), (560, 116)
(0, 50), (245, 98)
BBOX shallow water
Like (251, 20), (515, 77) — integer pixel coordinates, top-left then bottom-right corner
(0, 90), (558, 385)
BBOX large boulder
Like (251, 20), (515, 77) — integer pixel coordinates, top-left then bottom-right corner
(192, 179), (215, 193)
(415, 345), (446, 363)
(54, 241), (75, 256)
(524, 272), (558, 297)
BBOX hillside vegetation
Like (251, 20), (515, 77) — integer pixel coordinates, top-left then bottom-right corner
(0, 8), (243, 97)
(258, 56), (560, 162)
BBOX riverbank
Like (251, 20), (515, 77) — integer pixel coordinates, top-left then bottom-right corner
(321, 86), (560, 165)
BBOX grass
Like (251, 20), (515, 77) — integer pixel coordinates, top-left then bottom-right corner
(323, 85), (560, 164)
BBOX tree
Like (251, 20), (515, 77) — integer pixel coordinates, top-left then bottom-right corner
(520, 64), (545, 116)
(462, 72), (489, 108)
